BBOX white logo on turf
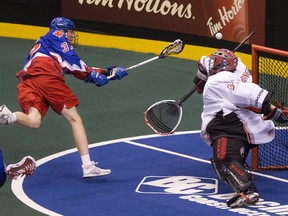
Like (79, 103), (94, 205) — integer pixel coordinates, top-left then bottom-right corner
(136, 176), (218, 195)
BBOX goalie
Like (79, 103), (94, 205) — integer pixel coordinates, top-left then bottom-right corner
(192, 48), (288, 208)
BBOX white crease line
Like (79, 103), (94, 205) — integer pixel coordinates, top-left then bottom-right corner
(125, 140), (288, 184)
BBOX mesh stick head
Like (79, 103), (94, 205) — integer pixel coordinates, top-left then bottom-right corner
(159, 39), (184, 58)
(144, 100), (183, 135)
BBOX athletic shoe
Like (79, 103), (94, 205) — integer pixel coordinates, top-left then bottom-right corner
(227, 192), (259, 208)
(0, 105), (13, 125)
(82, 161), (111, 178)
(6, 156), (36, 180)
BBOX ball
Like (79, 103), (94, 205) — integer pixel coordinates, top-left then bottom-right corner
(215, 32), (223, 40)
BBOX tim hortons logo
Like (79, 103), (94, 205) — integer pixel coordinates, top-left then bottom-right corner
(78, 0), (194, 19)
(207, 0), (246, 35)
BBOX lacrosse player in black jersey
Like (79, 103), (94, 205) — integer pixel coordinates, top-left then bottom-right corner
(193, 48), (288, 208)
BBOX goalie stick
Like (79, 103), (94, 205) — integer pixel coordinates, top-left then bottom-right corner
(107, 39), (184, 79)
(144, 32), (256, 135)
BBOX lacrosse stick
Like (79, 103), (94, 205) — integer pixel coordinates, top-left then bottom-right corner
(144, 32), (255, 135)
(107, 39), (184, 79)
(233, 31), (255, 52)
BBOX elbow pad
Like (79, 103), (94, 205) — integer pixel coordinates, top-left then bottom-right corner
(261, 93), (272, 115)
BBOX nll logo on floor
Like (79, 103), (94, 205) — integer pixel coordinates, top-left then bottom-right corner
(135, 176), (218, 195)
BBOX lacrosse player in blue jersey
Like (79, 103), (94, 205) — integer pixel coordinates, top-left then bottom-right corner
(192, 48), (288, 208)
(0, 17), (128, 178)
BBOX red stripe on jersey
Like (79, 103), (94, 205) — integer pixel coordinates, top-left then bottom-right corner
(242, 125), (252, 143)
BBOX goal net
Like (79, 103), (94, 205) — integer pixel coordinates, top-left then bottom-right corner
(251, 45), (288, 170)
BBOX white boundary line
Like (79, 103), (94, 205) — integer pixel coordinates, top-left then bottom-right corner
(11, 131), (288, 215)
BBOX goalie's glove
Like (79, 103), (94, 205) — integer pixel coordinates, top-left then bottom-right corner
(107, 66), (128, 80)
(193, 57), (209, 94)
(264, 106), (288, 123)
(85, 70), (109, 87)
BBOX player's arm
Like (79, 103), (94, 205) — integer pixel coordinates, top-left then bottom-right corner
(231, 82), (288, 123)
(192, 56), (209, 94)
(68, 65), (128, 87)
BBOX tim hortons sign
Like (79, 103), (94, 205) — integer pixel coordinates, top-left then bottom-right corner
(62, 0), (265, 44)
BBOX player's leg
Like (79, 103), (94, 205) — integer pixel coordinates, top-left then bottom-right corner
(0, 76), (46, 127)
(210, 137), (259, 208)
(61, 106), (111, 178)
(14, 107), (42, 128)
(0, 105), (42, 128)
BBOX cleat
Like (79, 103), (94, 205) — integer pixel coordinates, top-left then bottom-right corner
(227, 192), (259, 208)
(6, 156), (36, 180)
(0, 105), (16, 125)
(82, 161), (111, 178)
(0, 105), (11, 125)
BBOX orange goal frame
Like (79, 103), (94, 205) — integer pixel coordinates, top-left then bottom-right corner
(251, 44), (288, 170)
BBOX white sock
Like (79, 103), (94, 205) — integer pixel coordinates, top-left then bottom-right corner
(81, 154), (91, 166)
(9, 113), (17, 123)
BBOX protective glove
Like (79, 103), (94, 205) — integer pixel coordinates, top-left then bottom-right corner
(107, 66), (128, 80)
(193, 59), (208, 94)
(264, 106), (288, 123)
(85, 70), (109, 87)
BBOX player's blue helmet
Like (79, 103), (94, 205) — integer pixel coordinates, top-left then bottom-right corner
(50, 17), (76, 31)
(49, 17), (78, 47)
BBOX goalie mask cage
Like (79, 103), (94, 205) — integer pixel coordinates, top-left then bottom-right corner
(251, 45), (288, 170)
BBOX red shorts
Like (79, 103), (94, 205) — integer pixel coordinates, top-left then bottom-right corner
(17, 75), (80, 117)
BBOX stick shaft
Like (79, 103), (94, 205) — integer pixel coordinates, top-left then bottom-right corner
(178, 85), (198, 104)
(233, 31), (255, 52)
(107, 56), (159, 79)
(126, 56), (159, 71)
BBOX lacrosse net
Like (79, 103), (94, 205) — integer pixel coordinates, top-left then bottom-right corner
(251, 45), (288, 170)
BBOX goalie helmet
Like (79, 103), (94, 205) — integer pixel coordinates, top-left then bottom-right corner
(209, 48), (238, 74)
(49, 17), (78, 47)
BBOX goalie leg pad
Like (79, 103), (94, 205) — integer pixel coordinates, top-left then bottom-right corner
(211, 158), (253, 192)
(210, 158), (228, 183)
(226, 160), (253, 192)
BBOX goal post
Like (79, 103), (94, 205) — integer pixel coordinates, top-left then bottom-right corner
(251, 44), (288, 170)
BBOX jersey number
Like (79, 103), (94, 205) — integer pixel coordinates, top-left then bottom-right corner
(61, 42), (70, 53)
